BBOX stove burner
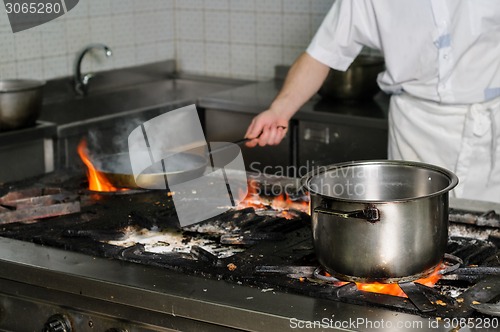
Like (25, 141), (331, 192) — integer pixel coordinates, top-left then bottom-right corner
(0, 187), (80, 224)
(439, 253), (463, 275)
(312, 253), (463, 287)
(85, 188), (147, 196)
(313, 266), (342, 283)
(450, 208), (500, 228)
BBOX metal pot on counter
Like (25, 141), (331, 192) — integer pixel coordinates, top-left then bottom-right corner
(318, 54), (384, 100)
(0, 79), (45, 131)
(301, 160), (459, 283)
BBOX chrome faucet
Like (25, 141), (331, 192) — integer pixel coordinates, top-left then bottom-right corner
(74, 43), (112, 96)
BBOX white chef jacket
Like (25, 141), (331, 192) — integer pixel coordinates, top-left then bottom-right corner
(306, 0), (500, 202)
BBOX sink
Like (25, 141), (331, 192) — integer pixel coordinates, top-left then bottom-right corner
(40, 78), (233, 126)
(40, 60), (250, 127)
(36, 61), (253, 169)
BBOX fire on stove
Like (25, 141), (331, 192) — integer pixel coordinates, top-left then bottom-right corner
(77, 139), (128, 192)
(75, 143), (500, 316)
(73, 144), (469, 303)
(0, 140), (499, 330)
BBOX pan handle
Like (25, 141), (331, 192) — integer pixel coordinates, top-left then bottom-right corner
(314, 206), (380, 222)
(209, 126), (288, 155)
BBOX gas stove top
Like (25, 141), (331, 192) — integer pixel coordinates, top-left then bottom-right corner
(0, 170), (499, 331)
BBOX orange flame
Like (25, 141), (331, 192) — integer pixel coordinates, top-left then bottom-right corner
(356, 282), (407, 297)
(354, 264), (444, 298)
(77, 139), (127, 192)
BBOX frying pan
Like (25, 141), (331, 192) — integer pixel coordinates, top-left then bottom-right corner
(94, 151), (208, 189)
(91, 127), (287, 190)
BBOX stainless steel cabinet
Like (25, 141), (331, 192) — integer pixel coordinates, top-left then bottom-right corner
(203, 109), (292, 176)
(0, 122), (56, 183)
(203, 109), (388, 177)
(297, 120), (388, 169)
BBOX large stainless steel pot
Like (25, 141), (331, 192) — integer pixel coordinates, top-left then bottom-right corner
(302, 160), (459, 283)
(0, 79), (45, 131)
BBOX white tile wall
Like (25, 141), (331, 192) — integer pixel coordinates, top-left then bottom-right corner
(230, 0), (255, 12)
(230, 12), (255, 44)
(112, 14), (135, 47)
(0, 0), (335, 81)
(175, 0), (200, 10)
(256, 0), (282, 13)
(0, 29), (17, 63)
(256, 14), (283, 46)
(206, 42), (230, 76)
(204, 12), (229, 43)
(112, 46), (136, 69)
(43, 56), (69, 79)
(15, 32), (42, 61)
(285, 0), (311, 13)
(135, 43), (157, 65)
(230, 44), (256, 78)
(175, 0), (335, 79)
(256, 45), (283, 79)
(90, 16), (113, 46)
(134, 12), (159, 44)
(40, 21), (67, 57)
(0, 62), (17, 78)
(111, 0), (134, 15)
(176, 10), (204, 41)
(177, 41), (205, 73)
(16, 58), (43, 80)
(283, 13), (311, 47)
(88, 0), (112, 17)
(204, 0), (229, 11)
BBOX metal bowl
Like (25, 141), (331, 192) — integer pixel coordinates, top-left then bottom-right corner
(318, 55), (384, 100)
(0, 79), (46, 131)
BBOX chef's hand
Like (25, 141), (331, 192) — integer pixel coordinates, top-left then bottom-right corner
(244, 108), (289, 147)
(244, 52), (330, 147)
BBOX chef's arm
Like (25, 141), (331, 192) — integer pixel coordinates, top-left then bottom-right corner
(245, 52), (330, 147)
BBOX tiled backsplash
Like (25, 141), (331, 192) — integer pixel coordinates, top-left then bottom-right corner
(0, 0), (334, 81)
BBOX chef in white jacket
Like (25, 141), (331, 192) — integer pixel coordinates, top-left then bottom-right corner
(245, 0), (500, 203)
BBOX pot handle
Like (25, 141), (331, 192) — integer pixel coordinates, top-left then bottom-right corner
(314, 206), (380, 222)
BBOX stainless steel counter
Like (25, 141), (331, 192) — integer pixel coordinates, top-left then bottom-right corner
(39, 60), (253, 169)
(198, 79), (389, 130)
(198, 78), (390, 174)
(0, 236), (462, 332)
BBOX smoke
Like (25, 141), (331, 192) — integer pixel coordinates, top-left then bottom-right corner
(85, 117), (144, 170)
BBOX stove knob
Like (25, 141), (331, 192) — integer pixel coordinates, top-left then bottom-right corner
(43, 314), (72, 332)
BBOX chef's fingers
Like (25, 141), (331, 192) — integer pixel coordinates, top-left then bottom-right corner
(244, 118), (258, 139)
(246, 122), (265, 147)
(245, 138), (259, 148)
(253, 125), (269, 146)
(273, 126), (287, 145)
(266, 126), (279, 146)
(244, 118), (261, 147)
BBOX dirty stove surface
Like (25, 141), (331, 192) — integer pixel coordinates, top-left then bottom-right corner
(0, 170), (499, 331)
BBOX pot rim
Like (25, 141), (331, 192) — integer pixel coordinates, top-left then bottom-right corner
(301, 159), (459, 203)
(0, 79), (46, 93)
